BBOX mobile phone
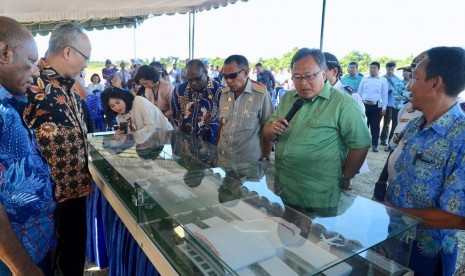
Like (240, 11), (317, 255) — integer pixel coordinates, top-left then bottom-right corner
(113, 125), (120, 131)
(119, 122), (128, 134)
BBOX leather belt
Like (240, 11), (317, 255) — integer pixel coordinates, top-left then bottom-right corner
(363, 100), (377, 105)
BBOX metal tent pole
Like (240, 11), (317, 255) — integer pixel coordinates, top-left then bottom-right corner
(133, 18), (137, 59)
(319, 0), (326, 51)
(188, 11), (196, 59)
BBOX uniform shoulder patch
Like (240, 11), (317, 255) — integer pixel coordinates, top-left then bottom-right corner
(343, 85), (355, 95)
(221, 86), (230, 93)
(251, 80), (266, 93)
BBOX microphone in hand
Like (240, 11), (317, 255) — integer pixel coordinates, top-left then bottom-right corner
(284, 98), (304, 123)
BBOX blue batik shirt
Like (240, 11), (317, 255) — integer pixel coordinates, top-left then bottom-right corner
(341, 74), (363, 92)
(387, 102), (465, 258)
(171, 79), (222, 144)
(394, 80), (410, 110)
(257, 70), (275, 93)
(384, 74), (402, 107)
(0, 85), (56, 272)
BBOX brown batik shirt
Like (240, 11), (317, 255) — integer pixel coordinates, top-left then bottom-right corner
(23, 59), (92, 203)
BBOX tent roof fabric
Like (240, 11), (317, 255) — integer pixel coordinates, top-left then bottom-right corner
(23, 16), (148, 36)
(1, 0), (247, 35)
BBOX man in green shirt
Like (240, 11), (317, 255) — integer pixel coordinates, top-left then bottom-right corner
(263, 48), (371, 215)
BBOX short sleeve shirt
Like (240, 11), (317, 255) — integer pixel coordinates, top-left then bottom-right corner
(218, 80), (273, 161)
(387, 103), (465, 257)
(23, 60), (92, 202)
(0, 85), (56, 268)
(384, 74), (403, 107)
(341, 74), (364, 92)
(269, 82), (371, 208)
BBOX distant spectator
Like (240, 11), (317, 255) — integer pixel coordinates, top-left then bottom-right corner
(87, 73), (105, 95)
(102, 59), (117, 83)
(269, 66), (276, 77)
(358, 61), (389, 152)
(275, 67), (287, 90)
(209, 64), (219, 80)
(284, 68), (295, 90)
(249, 66), (257, 81)
(172, 74), (183, 87)
(169, 60), (181, 82)
(180, 59), (189, 83)
(341, 61), (364, 91)
(116, 61), (131, 89)
(74, 70), (87, 98)
(149, 61), (170, 82)
(380, 61), (403, 151)
(130, 59), (141, 78)
(255, 63), (275, 93)
(111, 75), (122, 89)
(131, 81), (142, 96)
(126, 79), (135, 93)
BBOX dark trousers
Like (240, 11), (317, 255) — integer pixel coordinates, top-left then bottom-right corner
(380, 107), (400, 143)
(37, 251), (53, 276)
(365, 104), (382, 147)
(53, 197), (87, 276)
(408, 240), (457, 276)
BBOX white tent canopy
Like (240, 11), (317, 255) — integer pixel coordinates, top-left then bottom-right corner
(1, 0), (248, 37)
(2, 0), (248, 57)
(3, 0), (247, 22)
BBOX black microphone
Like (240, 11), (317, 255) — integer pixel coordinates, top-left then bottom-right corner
(284, 98), (304, 122)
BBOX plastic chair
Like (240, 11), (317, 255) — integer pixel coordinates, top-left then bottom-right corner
(86, 94), (105, 131)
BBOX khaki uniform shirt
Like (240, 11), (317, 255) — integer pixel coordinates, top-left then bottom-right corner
(218, 80), (273, 161)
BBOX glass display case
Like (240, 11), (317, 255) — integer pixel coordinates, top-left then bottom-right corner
(88, 130), (421, 275)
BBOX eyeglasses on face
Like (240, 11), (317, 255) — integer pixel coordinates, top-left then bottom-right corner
(222, 69), (245, 80)
(68, 46), (90, 62)
(291, 69), (323, 83)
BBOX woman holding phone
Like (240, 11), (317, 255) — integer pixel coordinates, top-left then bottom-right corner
(102, 87), (173, 142)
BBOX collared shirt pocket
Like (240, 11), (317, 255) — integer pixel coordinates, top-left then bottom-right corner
(219, 110), (230, 126)
(413, 148), (447, 180)
(294, 118), (338, 146)
(241, 111), (258, 129)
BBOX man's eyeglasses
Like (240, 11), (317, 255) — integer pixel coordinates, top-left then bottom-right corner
(291, 69), (323, 83)
(68, 46), (90, 62)
(222, 69), (245, 80)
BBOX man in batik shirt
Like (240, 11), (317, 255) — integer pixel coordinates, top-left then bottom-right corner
(23, 23), (92, 275)
(385, 47), (465, 275)
(0, 16), (56, 276)
(171, 59), (222, 144)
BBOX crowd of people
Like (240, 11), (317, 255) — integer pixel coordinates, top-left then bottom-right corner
(1, 15), (465, 276)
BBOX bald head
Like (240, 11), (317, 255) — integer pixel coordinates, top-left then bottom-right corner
(0, 16), (39, 94)
(0, 16), (29, 47)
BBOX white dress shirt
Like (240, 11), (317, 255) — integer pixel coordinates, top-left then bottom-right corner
(357, 75), (389, 110)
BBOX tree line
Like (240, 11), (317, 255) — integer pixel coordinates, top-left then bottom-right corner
(87, 48), (414, 75)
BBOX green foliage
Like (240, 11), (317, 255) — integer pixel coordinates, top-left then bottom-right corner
(87, 47), (414, 75)
(339, 51), (415, 75)
(205, 57), (226, 69)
